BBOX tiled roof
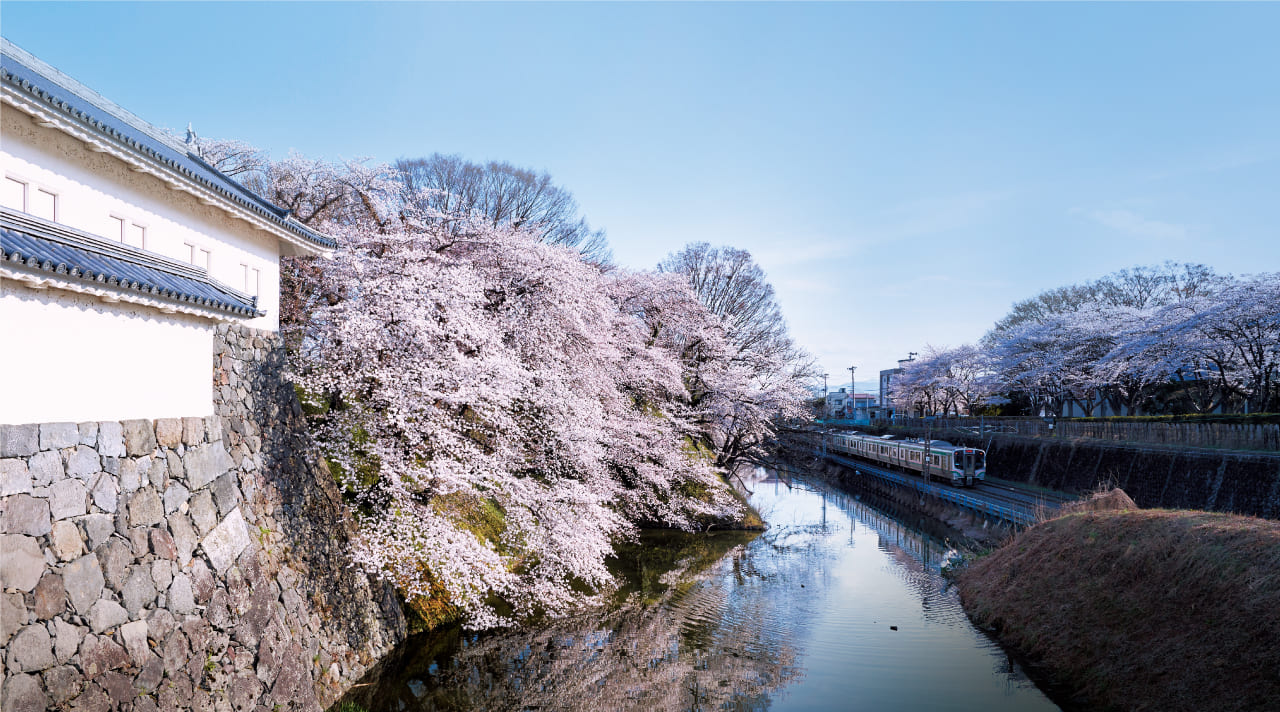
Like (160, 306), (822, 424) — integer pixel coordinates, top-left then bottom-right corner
(0, 38), (336, 253)
(1, 207), (262, 319)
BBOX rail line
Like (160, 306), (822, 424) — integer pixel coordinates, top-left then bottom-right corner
(817, 450), (1072, 527)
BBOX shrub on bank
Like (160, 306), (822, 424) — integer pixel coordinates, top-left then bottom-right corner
(957, 506), (1280, 711)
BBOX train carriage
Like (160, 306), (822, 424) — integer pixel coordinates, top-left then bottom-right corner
(827, 431), (985, 486)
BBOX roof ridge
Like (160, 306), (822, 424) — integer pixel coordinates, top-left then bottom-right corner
(0, 37), (336, 252)
(0, 37), (189, 155)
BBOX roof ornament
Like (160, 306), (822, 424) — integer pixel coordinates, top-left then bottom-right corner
(184, 123), (199, 153)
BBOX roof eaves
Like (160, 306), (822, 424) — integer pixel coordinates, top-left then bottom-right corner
(0, 208), (264, 320)
(0, 38), (337, 255)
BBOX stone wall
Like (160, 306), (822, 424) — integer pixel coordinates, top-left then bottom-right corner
(0, 324), (405, 711)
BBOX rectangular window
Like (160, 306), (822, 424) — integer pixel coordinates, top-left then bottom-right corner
(30, 188), (56, 221)
(124, 223), (145, 249)
(240, 264), (260, 296)
(184, 244), (211, 270)
(2, 177), (27, 211)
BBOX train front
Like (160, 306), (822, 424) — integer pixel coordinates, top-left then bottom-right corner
(953, 448), (986, 486)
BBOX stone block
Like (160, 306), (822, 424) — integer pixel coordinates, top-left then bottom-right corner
(7, 623), (55, 672)
(52, 618), (82, 664)
(189, 558), (215, 604)
(99, 671), (135, 708)
(204, 414), (222, 443)
(150, 528), (177, 560)
(165, 449), (183, 482)
(123, 566), (157, 617)
(89, 474), (118, 514)
(81, 513), (115, 550)
(79, 633), (129, 677)
(146, 607), (177, 642)
(189, 490), (218, 535)
(96, 538), (132, 590)
(71, 682), (110, 710)
(26, 450), (62, 487)
(149, 454), (168, 488)
(163, 481), (190, 515)
(88, 598), (129, 634)
(127, 526), (150, 556)
(117, 457), (143, 494)
(78, 422), (98, 447)
(0, 592), (26, 646)
(134, 653), (164, 694)
(42, 664), (84, 705)
(184, 442), (232, 490)
(64, 444), (101, 479)
(211, 472), (242, 516)
(150, 559), (173, 592)
(0, 458), (32, 496)
(0, 535), (44, 591)
(170, 513), (198, 566)
(1, 494), (51, 536)
(0, 424), (39, 458)
(122, 419), (157, 457)
(161, 628), (190, 678)
(119, 619), (150, 665)
(39, 422), (79, 451)
(61, 552), (105, 614)
(47, 478), (87, 521)
(201, 507), (253, 575)
(168, 573), (196, 615)
(127, 487), (164, 528)
(0, 673), (49, 712)
(183, 417), (205, 446)
(50, 520), (83, 561)
(32, 572), (65, 620)
(96, 422), (125, 458)
(155, 418), (184, 449)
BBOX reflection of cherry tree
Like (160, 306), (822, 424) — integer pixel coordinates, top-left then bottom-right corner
(343, 533), (802, 712)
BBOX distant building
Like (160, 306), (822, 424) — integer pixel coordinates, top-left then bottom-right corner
(825, 388), (876, 420)
(0, 38), (334, 424)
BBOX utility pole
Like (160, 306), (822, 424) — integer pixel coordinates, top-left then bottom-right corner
(822, 373), (829, 456)
(848, 365), (857, 421)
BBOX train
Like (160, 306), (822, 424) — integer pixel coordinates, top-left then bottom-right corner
(826, 431), (986, 487)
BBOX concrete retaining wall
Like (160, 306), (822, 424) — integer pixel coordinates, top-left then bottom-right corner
(0, 324), (405, 711)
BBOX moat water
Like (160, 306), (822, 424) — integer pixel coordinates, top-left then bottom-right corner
(339, 468), (1059, 711)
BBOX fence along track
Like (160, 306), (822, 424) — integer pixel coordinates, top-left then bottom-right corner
(887, 416), (1280, 453)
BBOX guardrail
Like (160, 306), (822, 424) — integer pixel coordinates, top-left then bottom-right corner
(819, 450), (1041, 527)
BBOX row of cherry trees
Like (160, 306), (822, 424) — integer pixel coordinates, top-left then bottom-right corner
(889, 263), (1280, 417)
(197, 140), (813, 627)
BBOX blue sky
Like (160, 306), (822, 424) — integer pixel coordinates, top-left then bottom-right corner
(5, 2), (1277, 393)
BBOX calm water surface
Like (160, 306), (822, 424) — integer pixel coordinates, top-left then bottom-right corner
(341, 469), (1059, 711)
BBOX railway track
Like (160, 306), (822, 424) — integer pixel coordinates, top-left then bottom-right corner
(819, 451), (1078, 527)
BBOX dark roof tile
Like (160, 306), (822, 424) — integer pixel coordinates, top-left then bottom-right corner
(1, 208), (262, 319)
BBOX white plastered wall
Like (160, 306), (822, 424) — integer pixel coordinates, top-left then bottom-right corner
(0, 109), (282, 331)
(0, 280), (214, 424)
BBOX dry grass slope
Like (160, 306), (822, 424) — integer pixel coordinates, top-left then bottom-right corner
(958, 497), (1280, 712)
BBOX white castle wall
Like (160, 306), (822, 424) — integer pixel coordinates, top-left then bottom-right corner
(0, 109), (282, 332)
(0, 283), (214, 425)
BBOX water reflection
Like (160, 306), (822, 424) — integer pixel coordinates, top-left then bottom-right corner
(340, 468), (1059, 712)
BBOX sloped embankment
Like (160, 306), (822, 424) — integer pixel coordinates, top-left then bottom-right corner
(957, 505), (1280, 712)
